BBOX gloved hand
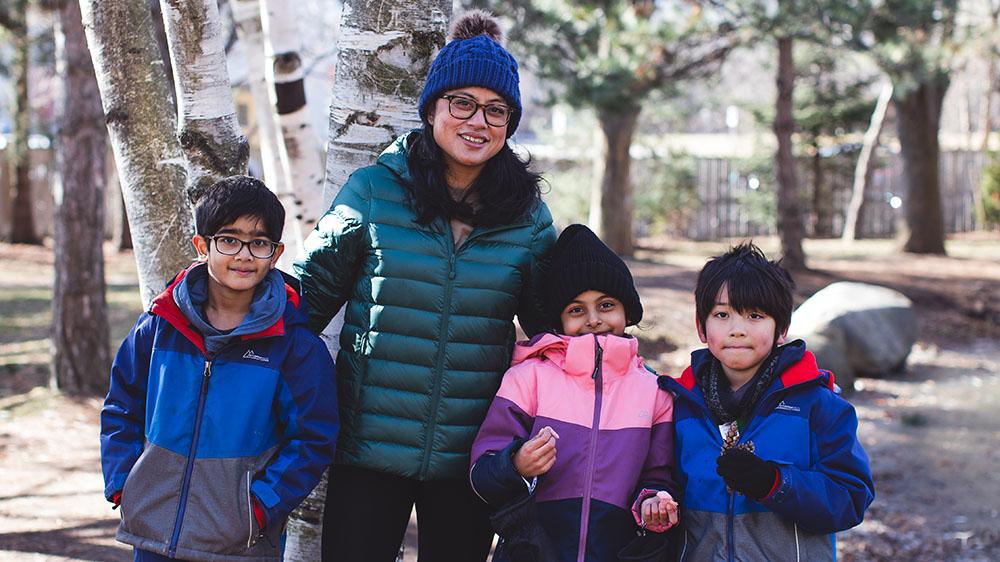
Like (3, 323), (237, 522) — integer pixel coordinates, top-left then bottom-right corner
(716, 448), (778, 499)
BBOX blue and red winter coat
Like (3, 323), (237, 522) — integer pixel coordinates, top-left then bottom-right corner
(100, 268), (339, 562)
(658, 340), (874, 562)
(470, 332), (678, 562)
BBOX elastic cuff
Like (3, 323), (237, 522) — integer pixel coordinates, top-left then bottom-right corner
(631, 488), (673, 530)
(762, 466), (782, 500)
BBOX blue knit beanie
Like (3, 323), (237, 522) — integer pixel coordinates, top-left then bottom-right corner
(418, 11), (521, 137)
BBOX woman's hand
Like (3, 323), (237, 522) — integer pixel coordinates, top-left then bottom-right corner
(640, 491), (679, 532)
(513, 426), (559, 478)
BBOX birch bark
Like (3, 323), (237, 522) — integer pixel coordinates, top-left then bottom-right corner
(282, 2), (452, 559)
(232, 0), (292, 264)
(80, 0), (195, 307)
(52, 0), (110, 394)
(159, 0), (249, 202)
(261, 0), (324, 243)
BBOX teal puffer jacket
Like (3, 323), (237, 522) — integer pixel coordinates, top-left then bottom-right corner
(295, 132), (556, 480)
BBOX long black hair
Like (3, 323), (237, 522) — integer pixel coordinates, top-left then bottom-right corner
(404, 125), (543, 228)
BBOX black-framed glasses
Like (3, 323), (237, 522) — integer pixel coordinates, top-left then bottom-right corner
(441, 94), (515, 127)
(207, 235), (278, 259)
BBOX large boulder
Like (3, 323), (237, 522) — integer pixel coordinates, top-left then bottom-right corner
(788, 282), (918, 391)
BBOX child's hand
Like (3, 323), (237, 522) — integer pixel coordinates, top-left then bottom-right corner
(716, 448), (778, 499)
(640, 491), (678, 531)
(513, 426), (559, 478)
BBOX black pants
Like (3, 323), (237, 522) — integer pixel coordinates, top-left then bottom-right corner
(321, 464), (495, 562)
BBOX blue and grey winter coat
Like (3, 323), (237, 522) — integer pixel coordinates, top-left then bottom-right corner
(658, 340), (874, 562)
(100, 267), (339, 562)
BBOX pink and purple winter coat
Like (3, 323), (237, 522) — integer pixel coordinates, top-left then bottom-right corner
(470, 332), (678, 562)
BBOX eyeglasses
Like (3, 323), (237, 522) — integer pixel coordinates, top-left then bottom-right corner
(207, 235), (279, 259)
(440, 94), (515, 127)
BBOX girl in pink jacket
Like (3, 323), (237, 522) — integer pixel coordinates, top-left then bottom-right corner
(470, 224), (679, 562)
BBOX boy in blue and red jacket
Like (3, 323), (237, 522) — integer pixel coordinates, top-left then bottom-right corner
(100, 176), (339, 562)
(658, 243), (874, 561)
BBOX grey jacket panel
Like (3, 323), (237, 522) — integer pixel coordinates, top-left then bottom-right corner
(681, 509), (835, 562)
(117, 444), (283, 562)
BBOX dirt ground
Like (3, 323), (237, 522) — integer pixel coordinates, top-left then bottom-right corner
(1, 235), (998, 561)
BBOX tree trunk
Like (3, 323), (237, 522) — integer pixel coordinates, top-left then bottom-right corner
(591, 106), (639, 256)
(231, 0), (291, 267)
(774, 36), (805, 270)
(159, 0), (249, 202)
(283, 2), (451, 559)
(975, 59), (996, 227)
(10, 1), (40, 245)
(894, 74), (949, 254)
(810, 142), (830, 237)
(81, 0), (195, 307)
(261, 0), (324, 247)
(843, 82), (893, 241)
(147, 0), (176, 111)
(52, 0), (111, 395)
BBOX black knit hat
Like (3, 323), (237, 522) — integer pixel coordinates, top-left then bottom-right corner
(544, 224), (643, 329)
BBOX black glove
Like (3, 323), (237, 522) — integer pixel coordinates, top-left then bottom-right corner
(716, 448), (778, 499)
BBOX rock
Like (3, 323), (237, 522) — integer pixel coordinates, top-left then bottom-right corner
(788, 282), (918, 391)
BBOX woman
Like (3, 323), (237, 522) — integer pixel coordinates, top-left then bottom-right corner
(294, 11), (556, 562)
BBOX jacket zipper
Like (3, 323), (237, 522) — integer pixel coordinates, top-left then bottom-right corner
(422, 224), (458, 479)
(727, 491), (735, 562)
(246, 470), (254, 548)
(168, 360), (212, 558)
(576, 335), (604, 562)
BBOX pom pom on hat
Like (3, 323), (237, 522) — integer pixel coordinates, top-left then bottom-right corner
(418, 11), (521, 136)
(449, 9), (504, 43)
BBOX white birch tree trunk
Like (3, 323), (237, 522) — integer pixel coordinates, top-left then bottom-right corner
(282, 2), (452, 560)
(80, 0), (195, 308)
(231, 0), (295, 269)
(843, 82), (893, 241)
(159, 0), (249, 202)
(260, 0), (323, 267)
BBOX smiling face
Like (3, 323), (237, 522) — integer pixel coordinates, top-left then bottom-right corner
(428, 86), (509, 187)
(560, 290), (627, 337)
(192, 215), (284, 298)
(698, 284), (786, 389)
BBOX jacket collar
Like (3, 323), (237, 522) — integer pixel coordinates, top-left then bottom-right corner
(149, 263), (303, 355)
(512, 332), (642, 380)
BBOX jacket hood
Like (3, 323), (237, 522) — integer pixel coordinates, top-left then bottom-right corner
(512, 331), (642, 380)
(662, 339), (835, 394)
(149, 263), (306, 354)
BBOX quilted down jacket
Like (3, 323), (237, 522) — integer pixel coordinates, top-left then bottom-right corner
(295, 131), (556, 480)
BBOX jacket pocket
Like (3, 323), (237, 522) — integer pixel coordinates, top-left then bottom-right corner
(119, 445), (185, 546)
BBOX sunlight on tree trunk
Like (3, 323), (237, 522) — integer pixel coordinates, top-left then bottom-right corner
(81, 0), (195, 307)
(52, 0), (110, 395)
(844, 82), (892, 242)
(159, 0), (249, 202)
(774, 36), (805, 270)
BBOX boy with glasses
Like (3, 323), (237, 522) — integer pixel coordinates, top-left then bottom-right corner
(101, 176), (339, 562)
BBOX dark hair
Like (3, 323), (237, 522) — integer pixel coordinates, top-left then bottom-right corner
(195, 175), (285, 241)
(694, 242), (795, 339)
(404, 126), (542, 227)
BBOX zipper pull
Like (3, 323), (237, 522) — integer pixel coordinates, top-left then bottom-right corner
(591, 337), (603, 379)
(448, 255), (456, 279)
(203, 361), (212, 378)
